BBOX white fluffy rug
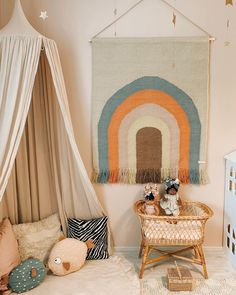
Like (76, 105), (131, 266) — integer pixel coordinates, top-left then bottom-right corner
(11, 254), (236, 295)
(15, 256), (140, 295)
(141, 278), (236, 295)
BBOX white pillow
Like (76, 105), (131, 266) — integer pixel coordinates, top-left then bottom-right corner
(13, 213), (63, 263)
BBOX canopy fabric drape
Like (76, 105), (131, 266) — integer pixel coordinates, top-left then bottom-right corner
(0, 36), (41, 199)
(43, 39), (106, 222)
(0, 35), (110, 246)
(0, 51), (61, 224)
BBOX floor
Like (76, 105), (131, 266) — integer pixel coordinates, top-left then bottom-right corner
(116, 247), (236, 280)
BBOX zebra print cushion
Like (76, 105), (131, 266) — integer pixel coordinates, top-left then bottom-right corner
(67, 216), (109, 260)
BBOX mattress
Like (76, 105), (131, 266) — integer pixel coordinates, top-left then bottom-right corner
(12, 256), (140, 295)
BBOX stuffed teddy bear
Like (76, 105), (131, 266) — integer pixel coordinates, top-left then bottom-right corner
(48, 237), (94, 276)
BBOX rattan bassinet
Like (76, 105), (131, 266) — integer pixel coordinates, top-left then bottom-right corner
(134, 200), (213, 279)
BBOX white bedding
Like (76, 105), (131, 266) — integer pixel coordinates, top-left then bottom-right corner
(13, 256), (140, 295)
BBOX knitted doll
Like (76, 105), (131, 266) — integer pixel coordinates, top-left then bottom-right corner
(160, 178), (181, 216)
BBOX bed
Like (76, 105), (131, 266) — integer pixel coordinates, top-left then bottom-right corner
(12, 256), (140, 295)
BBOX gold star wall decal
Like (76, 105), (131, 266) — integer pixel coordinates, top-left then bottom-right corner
(226, 0), (233, 6)
(172, 13), (176, 27)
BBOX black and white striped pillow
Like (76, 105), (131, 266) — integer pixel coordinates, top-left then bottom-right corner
(67, 216), (109, 260)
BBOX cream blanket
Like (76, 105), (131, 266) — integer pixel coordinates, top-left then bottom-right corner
(13, 256), (140, 295)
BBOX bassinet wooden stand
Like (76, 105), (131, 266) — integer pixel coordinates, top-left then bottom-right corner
(134, 200), (213, 279)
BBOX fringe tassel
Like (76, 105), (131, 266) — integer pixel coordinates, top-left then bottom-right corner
(199, 168), (209, 184)
(92, 168), (208, 184)
(136, 169), (161, 184)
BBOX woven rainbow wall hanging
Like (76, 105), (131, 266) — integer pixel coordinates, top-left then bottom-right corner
(92, 37), (209, 184)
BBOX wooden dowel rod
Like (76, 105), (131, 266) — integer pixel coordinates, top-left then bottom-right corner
(171, 254), (202, 265)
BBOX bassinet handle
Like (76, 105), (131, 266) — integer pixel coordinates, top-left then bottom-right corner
(175, 261), (182, 279)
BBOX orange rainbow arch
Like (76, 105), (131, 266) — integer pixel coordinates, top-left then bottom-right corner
(108, 89), (190, 182)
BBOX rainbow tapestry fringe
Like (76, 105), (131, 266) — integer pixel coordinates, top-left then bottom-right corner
(92, 168), (208, 185)
(92, 38), (209, 184)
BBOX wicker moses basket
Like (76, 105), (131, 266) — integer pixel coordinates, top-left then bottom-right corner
(134, 200), (213, 279)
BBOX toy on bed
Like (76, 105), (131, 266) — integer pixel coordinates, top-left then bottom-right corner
(48, 237), (95, 276)
(159, 177), (182, 216)
(8, 258), (46, 294)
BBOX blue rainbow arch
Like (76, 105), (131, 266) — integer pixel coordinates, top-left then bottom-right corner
(97, 76), (201, 183)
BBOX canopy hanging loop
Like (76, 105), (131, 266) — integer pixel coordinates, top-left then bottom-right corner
(0, 0), (41, 36)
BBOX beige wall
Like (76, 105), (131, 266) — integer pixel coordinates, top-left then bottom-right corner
(1, 0), (236, 247)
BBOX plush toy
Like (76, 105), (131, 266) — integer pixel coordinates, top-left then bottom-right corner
(48, 237), (94, 276)
(8, 258), (46, 293)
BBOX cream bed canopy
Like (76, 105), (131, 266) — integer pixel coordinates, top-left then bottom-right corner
(0, 0), (108, 240)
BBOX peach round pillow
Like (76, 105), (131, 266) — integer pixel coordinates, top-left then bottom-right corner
(0, 218), (21, 277)
(48, 238), (87, 276)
